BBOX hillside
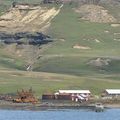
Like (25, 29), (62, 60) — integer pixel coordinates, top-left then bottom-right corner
(75, 4), (117, 23)
(0, 4), (62, 32)
(0, 1), (120, 95)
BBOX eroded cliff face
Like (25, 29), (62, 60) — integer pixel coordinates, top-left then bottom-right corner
(0, 4), (63, 33)
(0, 4), (64, 70)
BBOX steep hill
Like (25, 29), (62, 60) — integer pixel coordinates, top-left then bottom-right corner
(0, 1), (120, 95)
(34, 4), (120, 87)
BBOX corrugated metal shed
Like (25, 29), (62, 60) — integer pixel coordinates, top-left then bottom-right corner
(58, 90), (91, 94)
(106, 89), (120, 95)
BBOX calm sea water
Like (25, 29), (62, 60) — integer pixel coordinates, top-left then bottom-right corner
(0, 109), (120, 120)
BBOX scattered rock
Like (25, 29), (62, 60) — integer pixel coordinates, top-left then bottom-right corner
(87, 58), (111, 68)
(60, 39), (65, 42)
(94, 39), (100, 43)
(111, 24), (120, 27)
(104, 30), (109, 33)
(73, 44), (91, 50)
(83, 38), (100, 43)
(114, 33), (120, 41)
(114, 33), (120, 35)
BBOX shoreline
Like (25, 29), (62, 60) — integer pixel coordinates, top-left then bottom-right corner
(0, 100), (120, 111)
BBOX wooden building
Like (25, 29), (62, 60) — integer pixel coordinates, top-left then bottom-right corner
(42, 94), (55, 100)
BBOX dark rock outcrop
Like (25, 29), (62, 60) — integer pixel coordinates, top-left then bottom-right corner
(0, 32), (52, 45)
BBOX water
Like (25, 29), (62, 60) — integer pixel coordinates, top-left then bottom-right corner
(0, 109), (120, 120)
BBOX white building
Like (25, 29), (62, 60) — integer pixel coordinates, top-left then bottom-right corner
(56, 90), (91, 102)
(102, 89), (120, 99)
(105, 89), (120, 95)
(58, 90), (91, 95)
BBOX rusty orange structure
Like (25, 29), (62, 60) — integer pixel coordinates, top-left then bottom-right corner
(13, 88), (38, 103)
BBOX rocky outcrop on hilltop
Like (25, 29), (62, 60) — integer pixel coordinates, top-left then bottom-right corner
(76, 4), (117, 23)
(0, 32), (51, 45)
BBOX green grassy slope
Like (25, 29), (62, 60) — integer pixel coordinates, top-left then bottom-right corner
(35, 4), (120, 76)
(32, 4), (120, 95)
(0, 3), (120, 95)
(0, 44), (25, 70)
(0, 70), (120, 96)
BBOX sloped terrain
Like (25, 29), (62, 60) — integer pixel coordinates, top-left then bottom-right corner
(0, 4), (63, 71)
(0, 4), (62, 32)
(75, 4), (117, 23)
(0, 32), (51, 44)
(0, 1), (120, 95)
(34, 4), (120, 82)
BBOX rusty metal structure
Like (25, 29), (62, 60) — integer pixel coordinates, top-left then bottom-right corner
(13, 88), (38, 103)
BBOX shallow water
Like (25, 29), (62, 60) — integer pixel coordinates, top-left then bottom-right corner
(0, 109), (120, 120)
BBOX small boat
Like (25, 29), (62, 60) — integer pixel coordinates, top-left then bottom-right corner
(95, 103), (104, 112)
